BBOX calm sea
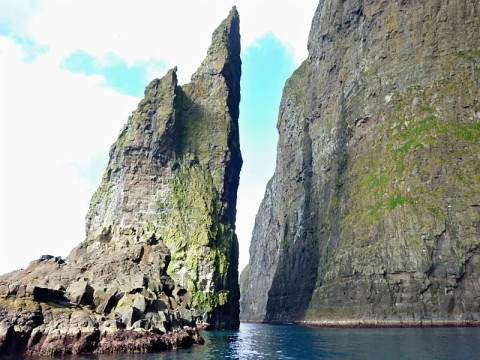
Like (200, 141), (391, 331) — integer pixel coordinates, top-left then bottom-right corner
(14, 323), (480, 359)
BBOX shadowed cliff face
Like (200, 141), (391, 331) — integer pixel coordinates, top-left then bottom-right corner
(241, 0), (480, 324)
(0, 8), (241, 356)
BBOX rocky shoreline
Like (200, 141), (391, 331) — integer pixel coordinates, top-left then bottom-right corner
(242, 319), (480, 329)
(302, 320), (480, 329)
(0, 259), (204, 356)
(0, 298), (203, 356)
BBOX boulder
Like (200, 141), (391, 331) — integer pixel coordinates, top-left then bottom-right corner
(172, 286), (192, 306)
(93, 287), (118, 314)
(28, 286), (64, 302)
(0, 321), (12, 342)
(120, 306), (144, 328)
(5, 284), (26, 297)
(149, 299), (167, 312)
(132, 293), (147, 313)
(131, 319), (149, 330)
(117, 275), (146, 293)
(115, 293), (134, 309)
(175, 306), (194, 327)
(66, 279), (94, 305)
(168, 297), (178, 309)
(159, 276), (175, 296)
(101, 319), (125, 332)
(39, 255), (54, 262)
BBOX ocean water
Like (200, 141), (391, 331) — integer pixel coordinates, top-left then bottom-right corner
(16, 323), (480, 359)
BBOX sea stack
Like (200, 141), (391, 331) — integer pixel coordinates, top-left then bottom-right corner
(0, 7), (241, 356)
(241, 0), (480, 325)
(76, 5), (241, 330)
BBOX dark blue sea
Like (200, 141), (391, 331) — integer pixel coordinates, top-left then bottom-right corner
(12, 323), (480, 359)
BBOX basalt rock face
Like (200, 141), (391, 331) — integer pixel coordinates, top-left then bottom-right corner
(0, 7), (241, 356)
(78, 5), (241, 329)
(241, 0), (480, 325)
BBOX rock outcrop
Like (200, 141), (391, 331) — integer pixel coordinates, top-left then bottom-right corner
(241, 0), (480, 325)
(75, 4), (241, 330)
(0, 7), (241, 356)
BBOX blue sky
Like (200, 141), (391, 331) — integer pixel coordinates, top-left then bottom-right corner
(61, 50), (157, 97)
(237, 34), (298, 270)
(0, 0), (318, 274)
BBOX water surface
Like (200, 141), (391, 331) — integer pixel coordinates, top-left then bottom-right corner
(17, 323), (480, 359)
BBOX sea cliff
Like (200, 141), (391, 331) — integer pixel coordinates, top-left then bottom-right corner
(241, 0), (480, 325)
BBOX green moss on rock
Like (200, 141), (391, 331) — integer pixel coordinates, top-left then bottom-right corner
(337, 74), (480, 274)
(159, 160), (235, 317)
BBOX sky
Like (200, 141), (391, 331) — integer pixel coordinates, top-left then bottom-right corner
(0, 0), (318, 275)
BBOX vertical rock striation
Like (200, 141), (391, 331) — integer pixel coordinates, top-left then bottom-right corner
(76, 5), (242, 330)
(0, 7), (241, 356)
(241, 0), (480, 325)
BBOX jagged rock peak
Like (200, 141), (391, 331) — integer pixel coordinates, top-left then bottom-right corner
(80, 5), (242, 330)
(0, 8), (242, 356)
(145, 66), (178, 94)
(193, 6), (240, 79)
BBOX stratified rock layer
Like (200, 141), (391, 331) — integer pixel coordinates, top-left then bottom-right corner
(241, 0), (480, 325)
(78, 5), (241, 329)
(0, 7), (241, 356)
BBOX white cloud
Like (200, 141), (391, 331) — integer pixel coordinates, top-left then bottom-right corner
(236, 188), (267, 272)
(0, 0), (319, 274)
(24, 0), (317, 83)
(0, 36), (138, 274)
(0, 0), (42, 37)
(238, 0), (318, 64)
